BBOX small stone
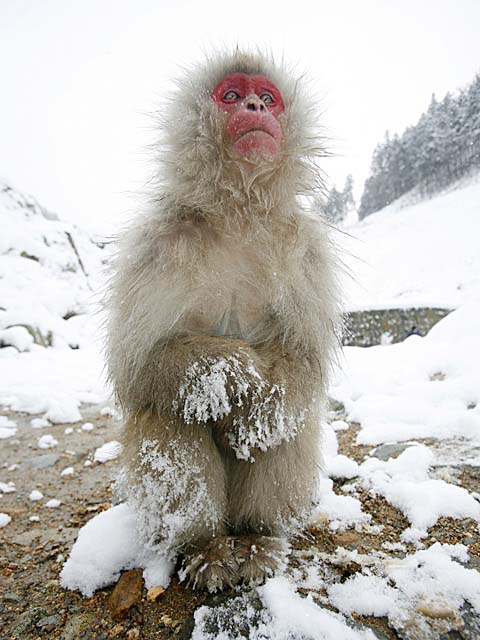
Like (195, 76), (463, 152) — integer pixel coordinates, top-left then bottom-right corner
(371, 443), (414, 461)
(11, 530), (42, 546)
(13, 607), (49, 635)
(46, 579), (59, 589)
(61, 611), (95, 639)
(161, 615), (173, 626)
(416, 603), (457, 619)
(27, 453), (59, 469)
(36, 614), (61, 631)
(109, 623), (125, 637)
(334, 530), (360, 546)
(146, 585), (165, 602)
(126, 628), (141, 639)
(328, 398), (345, 413)
(3, 592), (21, 603)
(109, 569), (144, 620)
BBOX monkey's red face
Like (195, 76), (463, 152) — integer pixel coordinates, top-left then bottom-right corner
(212, 73), (284, 161)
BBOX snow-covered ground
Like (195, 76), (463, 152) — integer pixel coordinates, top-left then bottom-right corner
(2, 177), (480, 638)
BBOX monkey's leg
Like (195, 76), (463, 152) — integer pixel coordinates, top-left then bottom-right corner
(121, 410), (228, 555)
(226, 417), (320, 583)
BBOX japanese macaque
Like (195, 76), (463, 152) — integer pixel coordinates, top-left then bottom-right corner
(106, 51), (342, 592)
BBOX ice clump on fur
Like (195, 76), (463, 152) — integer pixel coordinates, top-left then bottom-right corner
(177, 355), (250, 424)
(177, 354), (305, 461)
(231, 383), (306, 462)
(125, 437), (223, 552)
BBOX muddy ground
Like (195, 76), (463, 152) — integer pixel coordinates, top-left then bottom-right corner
(0, 405), (479, 640)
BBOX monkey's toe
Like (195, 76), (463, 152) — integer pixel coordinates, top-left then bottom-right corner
(234, 535), (289, 585)
(181, 536), (240, 593)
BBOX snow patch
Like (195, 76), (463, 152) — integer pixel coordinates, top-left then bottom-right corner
(0, 415), (17, 439)
(359, 445), (480, 541)
(60, 503), (173, 597)
(94, 441), (122, 463)
(328, 543), (480, 637)
(38, 434), (58, 449)
(0, 513), (12, 528)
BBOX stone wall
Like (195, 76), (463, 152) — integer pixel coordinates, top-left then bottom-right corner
(343, 307), (451, 347)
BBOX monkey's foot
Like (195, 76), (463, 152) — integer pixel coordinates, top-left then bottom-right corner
(180, 536), (240, 593)
(234, 535), (289, 585)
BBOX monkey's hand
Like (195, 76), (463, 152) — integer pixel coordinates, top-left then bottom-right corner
(173, 344), (267, 427)
(227, 382), (306, 461)
(225, 346), (317, 461)
(171, 337), (306, 461)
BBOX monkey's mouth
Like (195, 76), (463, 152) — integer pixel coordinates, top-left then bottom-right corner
(236, 127), (276, 141)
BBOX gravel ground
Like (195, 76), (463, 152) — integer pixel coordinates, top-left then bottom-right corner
(0, 405), (479, 639)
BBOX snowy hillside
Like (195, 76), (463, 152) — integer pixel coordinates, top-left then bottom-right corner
(0, 180), (107, 350)
(340, 175), (480, 310)
(0, 181), (109, 423)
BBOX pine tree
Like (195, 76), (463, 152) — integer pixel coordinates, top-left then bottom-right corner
(358, 71), (480, 218)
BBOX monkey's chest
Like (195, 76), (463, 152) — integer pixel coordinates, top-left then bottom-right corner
(192, 252), (276, 342)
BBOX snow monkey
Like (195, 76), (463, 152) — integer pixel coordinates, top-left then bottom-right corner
(106, 51), (342, 592)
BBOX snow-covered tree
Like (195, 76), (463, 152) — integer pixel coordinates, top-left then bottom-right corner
(359, 72), (480, 219)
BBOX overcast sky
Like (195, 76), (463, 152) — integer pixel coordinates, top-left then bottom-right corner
(1, 0), (479, 230)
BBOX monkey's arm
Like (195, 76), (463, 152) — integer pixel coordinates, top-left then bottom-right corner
(121, 334), (271, 425)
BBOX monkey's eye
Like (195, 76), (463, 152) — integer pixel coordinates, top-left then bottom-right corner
(260, 93), (274, 105)
(223, 90), (241, 102)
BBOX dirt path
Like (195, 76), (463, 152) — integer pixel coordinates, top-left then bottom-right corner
(1, 406), (479, 639)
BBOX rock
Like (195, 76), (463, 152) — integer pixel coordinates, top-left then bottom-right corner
(17, 324), (53, 347)
(333, 530), (360, 546)
(36, 614), (61, 632)
(109, 623), (125, 637)
(109, 569), (144, 620)
(458, 604), (480, 639)
(180, 591), (267, 639)
(126, 628), (141, 639)
(371, 443), (414, 461)
(328, 398), (345, 413)
(13, 607), (48, 634)
(27, 453), (59, 469)
(416, 603), (457, 619)
(146, 585), (165, 602)
(62, 612), (96, 640)
(344, 307), (450, 347)
(3, 592), (21, 603)
(46, 579), (59, 589)
(11, 529), (43, 546)
(10, 526), (75, 548)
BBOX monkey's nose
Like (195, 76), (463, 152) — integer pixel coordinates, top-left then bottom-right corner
(246, 96), (265, 112)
